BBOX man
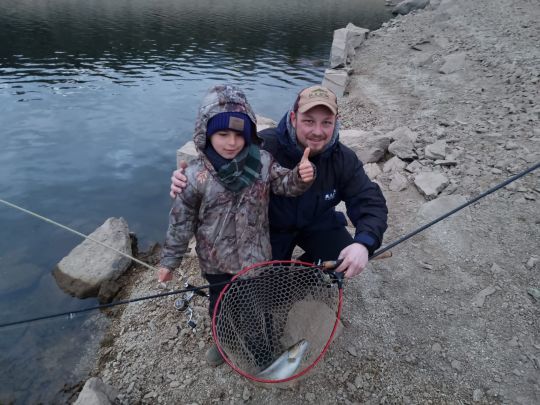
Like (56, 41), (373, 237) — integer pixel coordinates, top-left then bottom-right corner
(171, 85), (387, 278)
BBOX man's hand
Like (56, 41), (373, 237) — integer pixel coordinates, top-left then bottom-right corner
(298, 147), (314, 182)
(157, 266), (173, 282)
(170, 160), (188, 198)
(335, 243), (369, 278)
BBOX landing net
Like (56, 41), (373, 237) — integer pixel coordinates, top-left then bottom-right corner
(212, 260), (343, 383)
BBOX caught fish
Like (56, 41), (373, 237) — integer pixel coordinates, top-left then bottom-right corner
(256, 339), (309, 380)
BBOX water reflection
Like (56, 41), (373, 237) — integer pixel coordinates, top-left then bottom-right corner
(0, 0), (392, 402)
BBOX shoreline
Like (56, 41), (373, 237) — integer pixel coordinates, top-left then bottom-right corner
(86, 0), (539, 403)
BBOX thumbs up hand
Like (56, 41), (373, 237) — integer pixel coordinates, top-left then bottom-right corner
(298, 147), (314, 183)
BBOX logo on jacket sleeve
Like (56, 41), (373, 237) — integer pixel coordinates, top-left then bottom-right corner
(324, 189), (336, 201)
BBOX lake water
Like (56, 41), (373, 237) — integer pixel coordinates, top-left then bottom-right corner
(0, 0), (392, 402)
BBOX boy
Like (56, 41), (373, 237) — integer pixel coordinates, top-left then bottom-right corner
(157, 84), (315, 366)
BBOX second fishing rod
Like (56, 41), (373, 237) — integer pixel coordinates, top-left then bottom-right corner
(0, 160), (538, 328)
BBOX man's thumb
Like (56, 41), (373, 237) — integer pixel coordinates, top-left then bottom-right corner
(301, 147), (311, 162)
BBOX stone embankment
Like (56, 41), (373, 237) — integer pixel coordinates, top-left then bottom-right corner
(80, 0), (539, 403)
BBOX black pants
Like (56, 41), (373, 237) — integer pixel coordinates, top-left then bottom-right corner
(270, 226), (354, 262)
(205, 272), (274, 369)
(204, 273), (233, 318)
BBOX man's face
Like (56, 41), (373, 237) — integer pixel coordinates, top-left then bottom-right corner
(291, 105), (337, 155)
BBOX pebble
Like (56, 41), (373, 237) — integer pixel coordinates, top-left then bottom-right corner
(305, 393), (316, 402)
(508, 336), (519, 347)
(471, 285), (497, 308)
(473, 389), (484, 402)
(143, 391), (157, 399)
(527, 288), (540, 302)
(242, 387), (250, 401)
(525, 256), (539, 269)
(432, 343), (442, 352)
(354, 375), (363, 388)
(451, 360), (462, 371)
(346, 382), (357, 392)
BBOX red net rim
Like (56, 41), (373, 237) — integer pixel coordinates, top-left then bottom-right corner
(211, 260), (343, 384)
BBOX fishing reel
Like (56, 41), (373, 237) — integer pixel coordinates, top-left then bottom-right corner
(174, 282), (208, 330)
(318, 259), (345, 289)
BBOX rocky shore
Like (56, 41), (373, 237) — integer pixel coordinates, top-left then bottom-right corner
(83, 0), (539, 403)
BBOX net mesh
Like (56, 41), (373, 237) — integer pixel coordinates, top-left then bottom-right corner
(213, 261), (341, 381)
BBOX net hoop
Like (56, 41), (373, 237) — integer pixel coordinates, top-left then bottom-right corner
(211, 260), (343, 384)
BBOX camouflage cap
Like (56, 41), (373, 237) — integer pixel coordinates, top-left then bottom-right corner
(295, 85), (338, 115)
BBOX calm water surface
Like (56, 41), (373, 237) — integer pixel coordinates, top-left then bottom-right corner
(0, 0), (392, 402)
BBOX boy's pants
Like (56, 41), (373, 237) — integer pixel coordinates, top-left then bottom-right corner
(204, 272), (275, 369)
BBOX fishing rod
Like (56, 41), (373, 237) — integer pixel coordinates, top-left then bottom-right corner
(0, 261), (341, 328)
(0, 161), (538, 328)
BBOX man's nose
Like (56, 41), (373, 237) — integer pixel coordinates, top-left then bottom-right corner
(313, 123), (324, 134)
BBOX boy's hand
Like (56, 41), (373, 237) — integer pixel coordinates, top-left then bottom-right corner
(157, 266), (173, 282)
(298, 147), (314, 182)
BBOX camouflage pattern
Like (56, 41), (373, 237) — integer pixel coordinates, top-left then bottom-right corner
(160, 85), (314, 275)
(192, 84), (261, 152)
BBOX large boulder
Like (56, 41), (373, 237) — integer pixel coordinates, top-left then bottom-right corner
(322, 68), (348, 97)
(53, 218), (132, 299)
(392, 0), (430, 15)
(388, 136), (417, 161)
(256, 114), (277, 132)
(330, 27), (350, 68)
(74, 377), (118, 405)
(414, 172), (449, 199)
(340, 129), (392, 163)
(345, 23), (370, 50)
(329, 24), (369, 68)
(425, 140), (449, 160)
(176, 141), (197, 166)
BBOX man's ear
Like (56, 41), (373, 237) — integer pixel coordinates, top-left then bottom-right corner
(290, 111), (297, 129)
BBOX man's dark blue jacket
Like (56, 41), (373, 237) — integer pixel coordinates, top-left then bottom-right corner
(259, 113), (388, 255)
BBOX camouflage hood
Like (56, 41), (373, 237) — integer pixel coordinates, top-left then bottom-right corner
(193, 84), (260, 152)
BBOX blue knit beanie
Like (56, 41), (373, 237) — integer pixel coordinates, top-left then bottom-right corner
(206, 112), (253, 144)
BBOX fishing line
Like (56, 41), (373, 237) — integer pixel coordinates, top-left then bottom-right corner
(0, 198), (158, 273)
(0, 161), (537, 328)
(0, 262), (337, 328)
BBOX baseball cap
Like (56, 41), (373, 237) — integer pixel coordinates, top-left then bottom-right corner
(295, 85), (338, 115)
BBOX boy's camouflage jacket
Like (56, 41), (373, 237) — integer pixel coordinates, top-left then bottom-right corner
(160, 85), (314, 275)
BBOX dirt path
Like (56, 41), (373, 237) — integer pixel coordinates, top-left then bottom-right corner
(91, 0), (539, 403)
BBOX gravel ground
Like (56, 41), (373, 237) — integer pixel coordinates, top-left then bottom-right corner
(89, 0), (539, 403)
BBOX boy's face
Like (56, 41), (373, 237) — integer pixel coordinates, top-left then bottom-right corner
(290, 105), (336, 156)
(210, 130), (246, 159)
